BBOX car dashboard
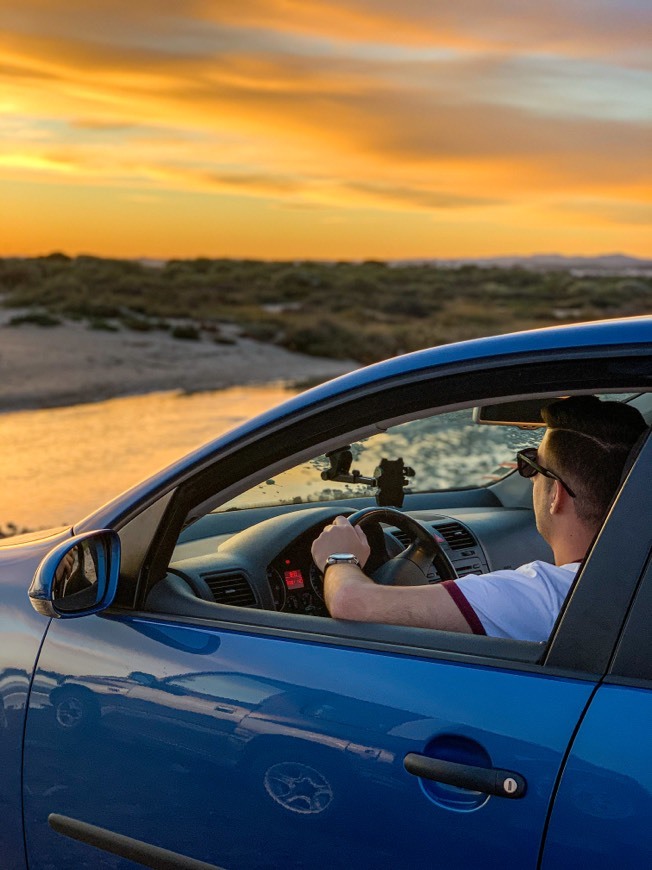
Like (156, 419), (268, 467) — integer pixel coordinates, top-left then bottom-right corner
(158, 500), (549, 618)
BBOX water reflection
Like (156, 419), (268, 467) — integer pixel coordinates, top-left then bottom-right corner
(0, 385), (297, 530)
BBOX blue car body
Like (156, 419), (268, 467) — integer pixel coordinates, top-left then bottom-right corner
(1, 316), (651, 868)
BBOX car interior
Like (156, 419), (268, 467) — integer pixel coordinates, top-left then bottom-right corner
(141, 387), (652, 663)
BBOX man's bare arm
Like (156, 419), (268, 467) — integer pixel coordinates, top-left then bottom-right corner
(311, 516), (473, 633)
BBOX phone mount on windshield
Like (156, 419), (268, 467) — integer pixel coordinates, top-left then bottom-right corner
(321, 447), (415, 508)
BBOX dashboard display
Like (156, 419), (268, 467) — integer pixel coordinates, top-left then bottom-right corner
(284, 569), (305, 590)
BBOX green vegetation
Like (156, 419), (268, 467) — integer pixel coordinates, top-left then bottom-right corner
(1, 254), (650, 364)
(7, 310), (61, 327)
(170, 324), (201, 340)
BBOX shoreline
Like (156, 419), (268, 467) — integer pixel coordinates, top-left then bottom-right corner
(0, 318), (358, 413)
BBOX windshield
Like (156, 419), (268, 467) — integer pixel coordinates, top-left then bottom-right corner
(214, 408), (543, 512)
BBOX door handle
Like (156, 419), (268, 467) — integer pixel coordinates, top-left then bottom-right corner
(404, 752), (527, 799)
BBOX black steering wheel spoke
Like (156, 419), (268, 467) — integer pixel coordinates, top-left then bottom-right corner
(402, 541), (436, 574)
(360, 520), (391, 574)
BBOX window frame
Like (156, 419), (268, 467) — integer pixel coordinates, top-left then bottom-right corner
(118, 346), (652, 678)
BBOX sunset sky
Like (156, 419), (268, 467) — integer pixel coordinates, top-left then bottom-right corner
(1, 0), (651, 260)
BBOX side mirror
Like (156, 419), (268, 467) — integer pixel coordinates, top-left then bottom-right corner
(29, 530), (120, 618)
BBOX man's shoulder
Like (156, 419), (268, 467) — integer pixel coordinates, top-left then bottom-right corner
(510, 560), (578, 598)
(454, 560), (576, 591)
(519, 560), (579, 578)
(452, 559), (578, 641)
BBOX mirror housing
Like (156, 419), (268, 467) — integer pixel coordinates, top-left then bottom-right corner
(29, 530), (120, 618)
(473, 398), (563, 428)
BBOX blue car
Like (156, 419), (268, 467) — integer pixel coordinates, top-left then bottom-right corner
(2, 316), (652, 869)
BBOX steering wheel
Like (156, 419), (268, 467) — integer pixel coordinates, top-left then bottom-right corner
(347, 507), (458, 586)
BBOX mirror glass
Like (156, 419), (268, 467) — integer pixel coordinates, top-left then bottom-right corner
(53, 538), (108, 613)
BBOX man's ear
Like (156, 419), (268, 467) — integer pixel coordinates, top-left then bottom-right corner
(550, 479), (564, 514)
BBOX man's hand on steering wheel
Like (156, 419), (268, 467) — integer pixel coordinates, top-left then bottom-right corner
(311, 516), (371, 573)
(312, 508), (458, 589)
(312, 511), (467, 631)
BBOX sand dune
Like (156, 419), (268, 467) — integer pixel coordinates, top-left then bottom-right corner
(0, 317), (358, 412)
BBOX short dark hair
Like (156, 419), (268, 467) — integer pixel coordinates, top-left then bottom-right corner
(541, 396), (647, 527)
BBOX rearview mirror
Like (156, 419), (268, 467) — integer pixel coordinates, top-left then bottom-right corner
(29, 530), (120, 618)
(473, 398), (563, 428)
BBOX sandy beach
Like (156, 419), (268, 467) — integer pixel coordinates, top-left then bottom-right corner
(0, 312), (359, 531)
(0, 314), (358, 412)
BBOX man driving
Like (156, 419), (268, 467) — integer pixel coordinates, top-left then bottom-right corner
(311, 396), (647, 642)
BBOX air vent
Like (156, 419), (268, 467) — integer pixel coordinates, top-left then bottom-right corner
(391, 529), (412, 548)
(434, 521), (476, 550)
(201, 571), (256, 607)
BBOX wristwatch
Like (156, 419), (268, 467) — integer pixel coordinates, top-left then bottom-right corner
(324, 553), (360, 569)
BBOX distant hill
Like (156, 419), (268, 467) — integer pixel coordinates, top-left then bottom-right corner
(396, 254), (652, 275)
(134, 254), (652, 275)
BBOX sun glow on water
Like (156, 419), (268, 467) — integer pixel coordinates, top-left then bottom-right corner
(0, 385), (296, 530)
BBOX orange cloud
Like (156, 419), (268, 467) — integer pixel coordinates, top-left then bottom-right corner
(1, 0), (650, 258)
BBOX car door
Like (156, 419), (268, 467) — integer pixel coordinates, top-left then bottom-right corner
(25, 608), (597, 870)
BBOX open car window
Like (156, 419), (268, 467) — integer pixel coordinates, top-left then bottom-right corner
(210, 408), (544, 514)
(148, 384), (649, 668)
(162, 403), (552, 648)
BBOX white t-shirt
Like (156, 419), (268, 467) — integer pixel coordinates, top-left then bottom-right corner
(442, 561), (580, 642)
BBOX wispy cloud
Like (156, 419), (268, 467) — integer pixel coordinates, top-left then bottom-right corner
(1, 0), (650, 257)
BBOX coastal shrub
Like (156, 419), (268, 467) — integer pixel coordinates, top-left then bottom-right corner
(271, 267), (328, 300)
(61, 300), (123, 319)
(241, 320), (284, 343)
(281, 319), (354, 358)
(89, 318), (119, 331)
(170, 324), (201, 340)
(121, 315), (154, 332)
(8, 311), (61, 327)
(0, 259), (42, 291)
(280, 319), (401, 363)
(1, 255), (651, 365)
(380, 291), (431, 318)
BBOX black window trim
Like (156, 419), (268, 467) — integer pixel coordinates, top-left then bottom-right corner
(605, 550), (652, 683)
(545, 429), (652, 673)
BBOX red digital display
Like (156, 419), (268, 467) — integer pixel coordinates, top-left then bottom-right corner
(284, 569), (305, 590)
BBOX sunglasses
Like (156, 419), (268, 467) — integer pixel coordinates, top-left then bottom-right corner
(516, 448), (576, 498)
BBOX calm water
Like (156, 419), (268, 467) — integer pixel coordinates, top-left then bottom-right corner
(0, 385), (297, 531)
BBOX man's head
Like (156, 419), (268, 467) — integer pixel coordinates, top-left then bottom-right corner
(538, 395), (647, 529)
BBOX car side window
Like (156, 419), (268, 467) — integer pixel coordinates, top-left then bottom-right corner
(204, 409), (540, 516)
(157, 408), (546, 644)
